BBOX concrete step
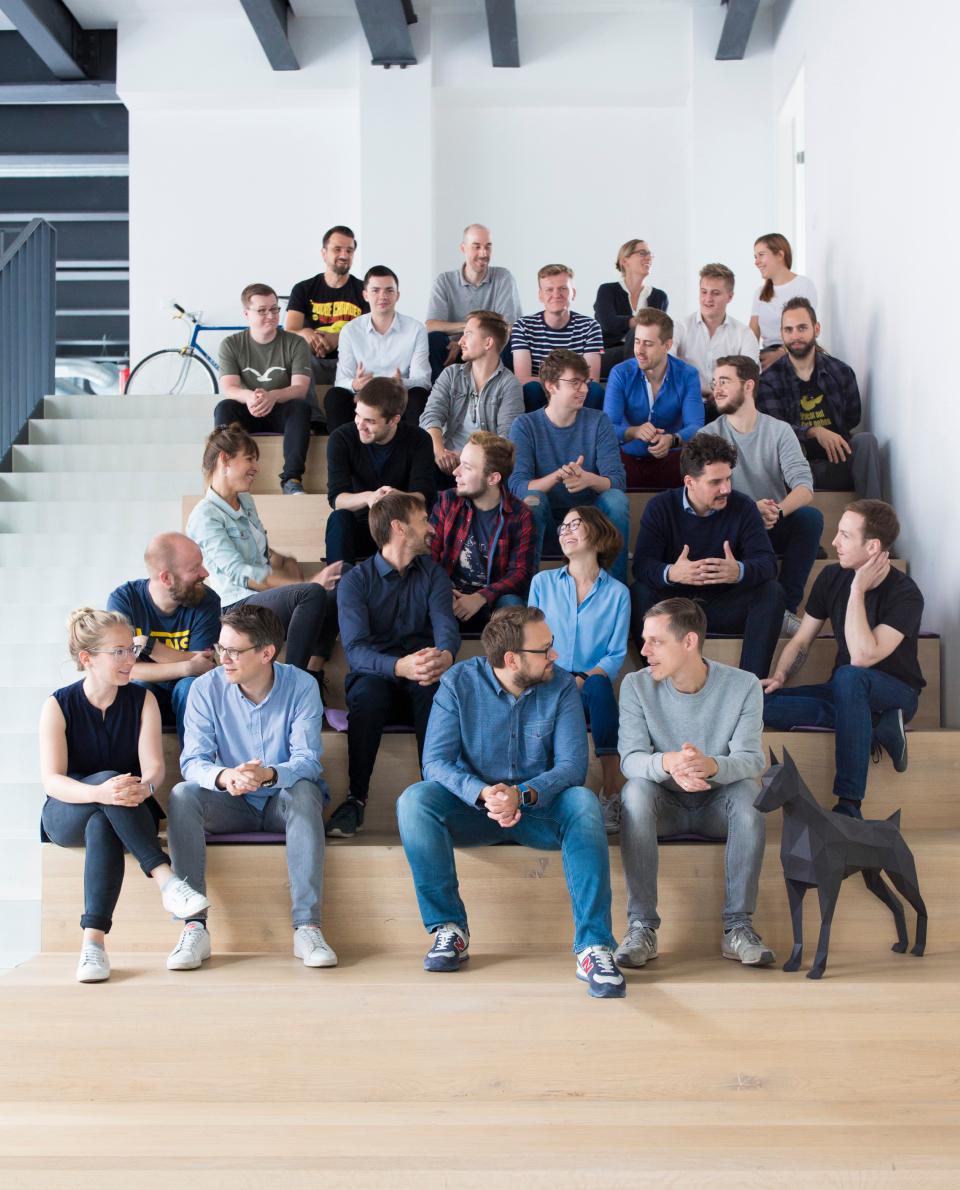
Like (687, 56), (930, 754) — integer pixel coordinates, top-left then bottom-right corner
(28, 417), (214, 446)
(0, 533), (150, 569)
(0, 567), (141, 604)
(42, 394), (220, 420)
(0, 472), (206, 502)
(0, 500), (180, 535)
(0, 605), (76, 643)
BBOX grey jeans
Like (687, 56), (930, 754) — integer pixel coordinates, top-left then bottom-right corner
(808, 430), (882, 500)
(619, 776), (765, 930)
(167, 779), (328, 928)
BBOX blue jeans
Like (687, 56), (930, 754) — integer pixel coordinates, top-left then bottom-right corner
(397, 781), (616, 952)
(581, 673), (619, 756)
(620, 777), (765, 930)
(767, 506), (824, 613)
(762, 665), (919, 802)
(521, 484), (630, 583)
(134, 676), (195, 745)
(522, 380), (605, 414)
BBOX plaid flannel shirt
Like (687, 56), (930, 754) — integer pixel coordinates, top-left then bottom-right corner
(430, 488), (537, 605)
(757, 348), (862, 442)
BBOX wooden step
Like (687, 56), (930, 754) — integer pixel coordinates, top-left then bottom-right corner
(39, 828), (953, 957)
(182, 492), (331, 552)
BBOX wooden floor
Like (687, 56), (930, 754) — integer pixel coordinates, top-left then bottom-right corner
(3, 947), (960, 1186)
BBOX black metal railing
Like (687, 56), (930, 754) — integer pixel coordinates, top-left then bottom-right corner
(0, 218), (56, 468)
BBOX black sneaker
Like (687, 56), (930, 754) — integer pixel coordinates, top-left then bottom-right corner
(576, 946), (626, 998)
(423, 924), (469, 972)
(874, 707), (908, 773)
(325, 796), (365, 838)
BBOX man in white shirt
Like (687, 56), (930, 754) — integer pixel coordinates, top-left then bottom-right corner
(672, 264), (759, 415)
(324, 266), (431, 431)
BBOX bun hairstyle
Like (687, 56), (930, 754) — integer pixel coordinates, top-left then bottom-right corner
(66, 607), (131, 671)
(201, 422), (259, 480)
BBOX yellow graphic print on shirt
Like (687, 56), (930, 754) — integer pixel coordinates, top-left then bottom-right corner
(309, 299), (364, 330)
(133, 629), (192, 651)
(799, 391), (833, 431)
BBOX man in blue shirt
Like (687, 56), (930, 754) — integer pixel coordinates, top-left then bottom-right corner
(330, 491), (461, 839)
(397, 606), (625, 999)
(166, 604), (334, 972)
(508, 348), (629, 580)
(107, 533), (220, 743)
(603, 308), (703, 490)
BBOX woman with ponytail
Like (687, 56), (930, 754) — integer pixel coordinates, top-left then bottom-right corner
(749, 233), (818, 367)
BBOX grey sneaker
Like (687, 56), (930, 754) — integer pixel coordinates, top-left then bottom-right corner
(614, 922), (658, 968)
(76, 943), (110, 983)
(166, 922), (212, 971)
(281, 478), (306, 495)
(160, 876), (210, 920)
(781, 610), (802, 638)
(721, 924), (775, 966)
(294, 926), (338, 968)
(874, 707), (908, 773)
(601, 792), (621, 835)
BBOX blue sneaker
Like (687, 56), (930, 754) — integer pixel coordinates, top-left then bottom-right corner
(576, 946), (626, 998)
(281, 478), (306, 496)
(423, 924), (469, 972)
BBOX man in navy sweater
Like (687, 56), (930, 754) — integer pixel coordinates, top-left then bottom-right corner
(630, 433), (785, 678)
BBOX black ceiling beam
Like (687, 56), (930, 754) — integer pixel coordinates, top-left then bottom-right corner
(354, 0), (417, 68)
(484, 0), (519, 68)
(716, 0), (760, 60)
(238, 0), (299, 71)
(0, 0), (115, 80)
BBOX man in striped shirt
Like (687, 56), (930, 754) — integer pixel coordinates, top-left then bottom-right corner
(512, 265), (605, 413)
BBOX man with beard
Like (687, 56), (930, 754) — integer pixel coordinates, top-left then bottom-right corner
(758, 297), (881, 498)
(107, 533), (220, 743)
(328, 492), (460, 839)
(285, 224), (369, 389)
(397, 605), (624, 998)
(429, 431), (536, 631)
(705, 355), (823, 635)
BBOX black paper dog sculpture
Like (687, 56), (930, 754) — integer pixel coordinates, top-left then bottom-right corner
(754, 749), (927, 979)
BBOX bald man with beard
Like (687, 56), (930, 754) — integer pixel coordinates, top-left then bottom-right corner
(107, 532), (221, 743)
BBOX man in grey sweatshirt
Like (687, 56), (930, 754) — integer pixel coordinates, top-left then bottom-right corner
(705, 354), (823, 630)
(616, 596), (775, 969)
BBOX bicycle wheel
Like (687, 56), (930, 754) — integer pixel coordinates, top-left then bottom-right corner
(125, 349), (218, 395)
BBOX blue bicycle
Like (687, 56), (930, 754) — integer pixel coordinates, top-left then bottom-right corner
(124, 303), (243, 395)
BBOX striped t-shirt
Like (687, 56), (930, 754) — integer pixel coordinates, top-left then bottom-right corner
(511, 310), (604, 375)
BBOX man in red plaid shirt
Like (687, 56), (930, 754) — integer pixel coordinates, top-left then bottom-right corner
(430, 431), (537, 632)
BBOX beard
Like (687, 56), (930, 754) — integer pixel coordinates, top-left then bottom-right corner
(785, 339), (816, 361)
(515, 663), (554, 691)
(170, 578), (208, 607)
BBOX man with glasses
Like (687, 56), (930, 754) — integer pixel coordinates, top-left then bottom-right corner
(508, 349), (629, 580)
(167, 604), (334, 971)
(397, 605), (625, 998)
(215, 282), (315, 496)
(322, 265), (431, 432)
(107, 532), (220, 744)
(511, 265), (605, 412)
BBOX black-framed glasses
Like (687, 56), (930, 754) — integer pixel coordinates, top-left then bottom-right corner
(518, 637), (555, 656)
(557, 518), (583, 536)
(250, 305), (281, 315)
(89, 645), (143, 660)
(215, 643), (259, 662)
(558, 377), (590, 390)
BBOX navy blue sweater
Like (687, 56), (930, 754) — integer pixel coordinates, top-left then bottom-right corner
(632, 488), (777, 591)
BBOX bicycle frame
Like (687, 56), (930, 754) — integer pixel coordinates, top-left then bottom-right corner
(177, 306), (244, 374)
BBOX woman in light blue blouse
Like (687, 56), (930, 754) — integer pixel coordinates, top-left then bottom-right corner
(187, 423), (342, 683)
(528, 505), (630, 831)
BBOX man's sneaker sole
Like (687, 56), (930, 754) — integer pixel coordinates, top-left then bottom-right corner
(325, 823), (364, 839)
(721, 945), (775, 967)
(166, 930), (212, 971)
(423, 952), (470, 973)
(613, 947), (658, 969)
(575, 969), (626, 998)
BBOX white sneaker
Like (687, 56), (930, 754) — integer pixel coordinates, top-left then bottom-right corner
(293, 925), (338, 968)
(76, 943), (110, 983)
(601, 792), (621, 835)
(167, 922), (212, 971)
(781, 611), (802, 638)
(160, 876), (210, 919)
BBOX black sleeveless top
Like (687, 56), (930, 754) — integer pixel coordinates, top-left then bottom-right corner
(53, 680), (146, 780)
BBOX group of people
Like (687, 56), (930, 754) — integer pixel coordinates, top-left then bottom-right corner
(39, 222), (925, 997)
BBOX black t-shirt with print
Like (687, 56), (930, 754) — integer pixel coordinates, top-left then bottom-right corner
(287, 273), (369, 361)
(797, 380), (846, 459)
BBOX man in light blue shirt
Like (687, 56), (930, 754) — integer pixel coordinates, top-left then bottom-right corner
(396, 605), (625, 999)
(166, 604), (335, 973)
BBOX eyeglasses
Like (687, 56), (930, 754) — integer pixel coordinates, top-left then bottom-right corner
(557, 377), (590, 390)
(518, 637), (556, 656)
(250, 305), (281, 316)
(214, 643), (259, 662)
(89, 645), (143, 660)
(557, 519), (583, 536)
(630, 249), (653, 259)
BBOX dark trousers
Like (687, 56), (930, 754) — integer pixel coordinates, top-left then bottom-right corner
(621, 449), (682, 490)
(807, 431), (882, 500)
(325, 507), (377, 565)
(344, 672), (439, 801)
(227, 583), (336, 669)
(41, 771), (169, 933)
(324, 384), (429, 431)
(134, 676), (195, 746)
(212, 398), (312, 485)
(630, 577), (785, 679)
(767, 506), (824, 613)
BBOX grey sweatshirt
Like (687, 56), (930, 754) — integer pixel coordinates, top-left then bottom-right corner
(619, 659), (764, 787)
(705, 411), (813, 504)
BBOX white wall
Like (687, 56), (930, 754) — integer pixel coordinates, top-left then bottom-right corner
(771, 0), (958, 725)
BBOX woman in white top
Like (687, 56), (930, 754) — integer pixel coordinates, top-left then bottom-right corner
(749, 233), (818, 367)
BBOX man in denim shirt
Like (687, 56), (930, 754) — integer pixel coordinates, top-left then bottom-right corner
(397, 606), (625, 998)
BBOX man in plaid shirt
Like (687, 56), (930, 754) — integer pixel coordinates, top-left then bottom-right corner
(430, 431), (537, 632)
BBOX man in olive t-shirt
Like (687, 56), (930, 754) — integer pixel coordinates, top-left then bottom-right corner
(216, 283), (315, 495)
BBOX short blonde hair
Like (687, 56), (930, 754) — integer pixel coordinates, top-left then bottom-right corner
(67, 607), (132, 671)
(537, 264), (574, 284)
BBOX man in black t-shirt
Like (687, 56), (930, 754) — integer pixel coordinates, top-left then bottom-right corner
(285, 224), (369, 388)
(761, 499), (924, 818)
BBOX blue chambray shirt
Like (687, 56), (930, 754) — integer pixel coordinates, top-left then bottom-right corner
(421, 656), (588, 808)
(528, 566), (630, 680)
(181, 663), (325, 811)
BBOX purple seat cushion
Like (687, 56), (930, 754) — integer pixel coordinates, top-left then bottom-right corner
(658, 832), (720, 844)
(324, 707), (412, 733)
(205, 832), (286, 844)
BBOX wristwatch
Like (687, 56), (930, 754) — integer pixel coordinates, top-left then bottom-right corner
(516, 782), (539, 808)
(139, 636), (156, 660)
(673, 434), (682, 449)
(776, 505), (785, 522)
(259, 767), (278, 789)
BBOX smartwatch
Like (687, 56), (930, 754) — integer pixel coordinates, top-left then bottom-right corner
(776, 505), (785, 523)
(516, 782), (539, 808)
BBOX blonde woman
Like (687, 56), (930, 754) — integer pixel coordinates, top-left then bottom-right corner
(594, 238), (669, 375)
(39, 608), (209, 983)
